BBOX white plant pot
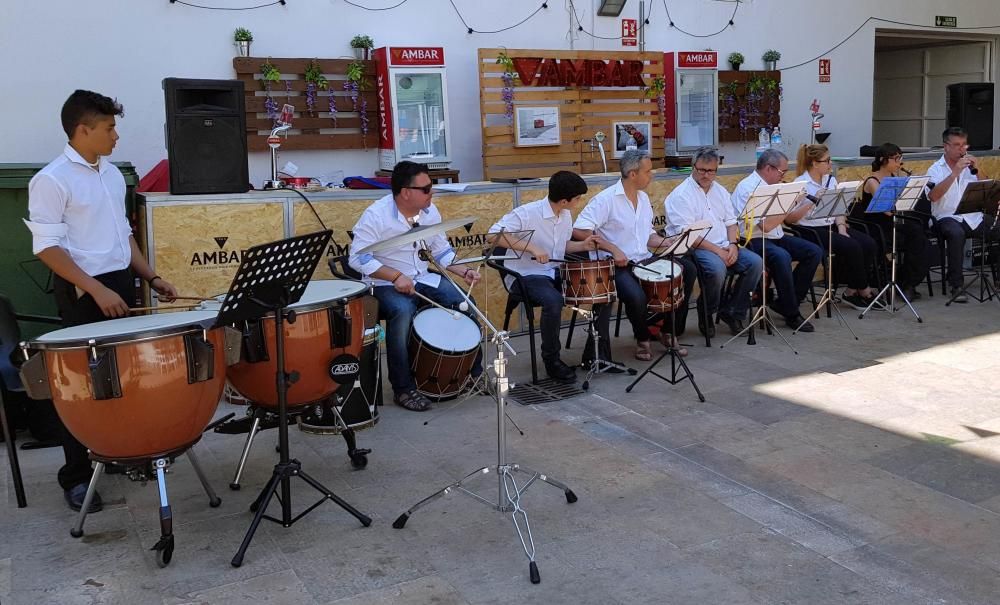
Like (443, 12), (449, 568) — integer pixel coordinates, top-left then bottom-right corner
(236, 40), (251, 57)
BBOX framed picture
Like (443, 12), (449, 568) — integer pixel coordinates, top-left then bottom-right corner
(612, 121), (651, 158)
(514, 106), (561, 147)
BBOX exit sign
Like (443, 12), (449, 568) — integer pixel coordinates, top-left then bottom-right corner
(935, 15), (957, 28)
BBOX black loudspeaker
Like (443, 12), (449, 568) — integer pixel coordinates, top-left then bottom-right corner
(164, 78), (249, 195)
(946, 82), (994, 151)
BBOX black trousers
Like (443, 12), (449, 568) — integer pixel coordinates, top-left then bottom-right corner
(937, 216), (994, 289)
(798, 225), (878, 290)
(48, 269), (134, 490)
(866, 214), (930, 290)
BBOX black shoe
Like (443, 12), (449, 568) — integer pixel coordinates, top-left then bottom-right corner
(544, 359), (577, 383)
(840, 293), (868, 310)
(717, 313), (745, 335)
(393, 389), (432, 412)
(697, 316), (716, 339)
(786, 313), (814, 332)
(65, 483), (103, 513)
(950, 288), (968, 303)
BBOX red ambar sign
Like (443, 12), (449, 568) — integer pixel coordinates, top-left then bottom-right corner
(677, 51), (718, 68)
(511, 58), (646, 87)
(389, 47), (445, 66)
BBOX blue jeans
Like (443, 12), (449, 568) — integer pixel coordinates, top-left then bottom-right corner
(373, 279), (483, 396)
(747, 236), (823, 318)
(692, 247), (763, 319)
(512, 275), (564, 362)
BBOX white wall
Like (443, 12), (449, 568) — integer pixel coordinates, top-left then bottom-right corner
(2, 0), (997, 183)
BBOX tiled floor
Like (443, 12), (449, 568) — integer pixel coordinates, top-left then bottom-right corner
(3, 293), (1000, 604)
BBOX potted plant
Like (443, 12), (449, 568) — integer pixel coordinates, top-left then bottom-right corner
(234, 27), (253, 57)
(762, 49), (781, 71)
(727, 52), (744, 71)
(350, 35), (374, 61)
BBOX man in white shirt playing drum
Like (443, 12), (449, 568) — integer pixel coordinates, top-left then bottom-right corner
(25, 89), (178, 512)
(572, 150), (685, 364)
(665, 147), (763, 337)
(730, 149), (822, 332)
(925, 126), (992, 303)
(348, 161), (482, 412)
(488, 171), (603, 383)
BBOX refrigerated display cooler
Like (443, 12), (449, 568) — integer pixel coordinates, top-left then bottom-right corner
(663, 51), (719, 156)
(374, 46), (453, 170)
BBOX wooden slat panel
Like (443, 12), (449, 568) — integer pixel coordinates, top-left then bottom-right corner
(245, 92), (377, 112)
(485, 153), (582, 167)
(247, 133), (369, 152)
(234, 57), (375, 75)
(479, 48), (664, 62)
(246, 116), (367, 130)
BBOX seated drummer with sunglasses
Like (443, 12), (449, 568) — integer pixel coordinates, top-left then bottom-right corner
(348, 161), (482, 412)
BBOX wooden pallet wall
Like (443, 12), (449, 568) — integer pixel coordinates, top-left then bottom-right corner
(718, 70), (782, 144)
(479, 48), (665, 180)
(233, 57), (377, 152)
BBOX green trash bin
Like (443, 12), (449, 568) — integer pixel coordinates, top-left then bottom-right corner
(0, 162), (139, 339)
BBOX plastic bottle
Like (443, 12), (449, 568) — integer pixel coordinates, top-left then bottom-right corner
(770, 126), (782, 149)
(758, 128), (771, 149)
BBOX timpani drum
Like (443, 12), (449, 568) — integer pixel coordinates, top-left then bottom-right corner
(636, 259), (685, 312)
(561, 259), (617, 305)
(409, 307), (481, 399)
(22, 311), (228, 462)
(224, 280), (369, 409)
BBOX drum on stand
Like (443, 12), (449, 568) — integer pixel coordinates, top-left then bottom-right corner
(636, 259), (685, 312)
(409, 307), (481, 399)
(224, 280), (369, 409)
(22, 310), (229, 462)
(561, 259), (617, 305)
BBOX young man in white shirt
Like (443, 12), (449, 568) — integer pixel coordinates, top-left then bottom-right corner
(572, 150), (685, 363)
(26, 90), (178, 512)
(730, 149), (822, 332)
(925, 126), (992, 302)
(488, 171), (602, 383)
(348, 161), (482, 412)
(665, 148), (763, 336)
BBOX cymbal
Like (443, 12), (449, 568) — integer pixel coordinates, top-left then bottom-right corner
(356, 216), (476, 255)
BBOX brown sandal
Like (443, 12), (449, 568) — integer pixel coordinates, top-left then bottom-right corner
(635, 342), (653, 361)
(394, 389), (432, 412)
(659, 333), (688, 357)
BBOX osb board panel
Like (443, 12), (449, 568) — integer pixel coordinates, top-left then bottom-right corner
(150, 202), (285, 303)
(835, 159), (935, 183)
(292, 193), (517, 329)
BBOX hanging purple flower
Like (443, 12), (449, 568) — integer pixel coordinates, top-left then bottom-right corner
(328, 93), (338, 128)
(360, 96), (369, 138)
(264, 94), (279, 126)
(501, 72), (514, 124)
(285, 79), (292, 102)
(305, 81), (317, 116)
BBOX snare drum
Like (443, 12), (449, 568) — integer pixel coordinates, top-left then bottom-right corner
(409, 307), (481, 399)
(22, 311), (228, 462)
(561, 259), (617, 305)
(226, 280), (369, 409)
(636, 259), (685, 312)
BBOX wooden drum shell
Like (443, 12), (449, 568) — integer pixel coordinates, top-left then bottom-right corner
(44, 328), (226, 462)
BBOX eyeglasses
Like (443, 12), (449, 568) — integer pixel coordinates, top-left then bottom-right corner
(768, 165), (788, 176)
(405, 184), (434, 194)
(693, 167), (717, 176)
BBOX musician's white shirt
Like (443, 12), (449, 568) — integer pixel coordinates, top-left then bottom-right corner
(731, 171), (783, 239)
(349, 193), (456, 288)
(793, 173), (836, 227)
(489, 197), (571, 285)
(665, 176), (735, 248)
(573, 179), (655, 263)
(925, 155), (983, 229)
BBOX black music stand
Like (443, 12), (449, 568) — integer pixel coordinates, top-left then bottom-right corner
(626, 225), (709, 401)
(224, 230), (372, 568)
(946, 179), (1000, 305)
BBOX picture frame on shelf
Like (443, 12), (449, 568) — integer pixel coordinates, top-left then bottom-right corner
(514, 106), (561, 147)
(612, 121), (651, 158)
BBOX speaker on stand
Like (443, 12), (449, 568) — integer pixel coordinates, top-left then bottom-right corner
(946, 82), (994, 151)
(164, 78), (250, 195)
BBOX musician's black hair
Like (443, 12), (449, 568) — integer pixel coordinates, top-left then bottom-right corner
(391, 160), (430, 195)
(942, 126), (967, 143)
(871, 142), (902, 171)
(548, 171), (587, 203)
(61, 90), (124, 139)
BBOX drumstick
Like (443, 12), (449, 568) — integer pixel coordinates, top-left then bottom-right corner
(128, 303), (200, 313)
(412, 291), (462, 319)
(154, 294), (212, 302)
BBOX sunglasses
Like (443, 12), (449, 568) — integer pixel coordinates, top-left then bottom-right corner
(404, 184), (434, 194)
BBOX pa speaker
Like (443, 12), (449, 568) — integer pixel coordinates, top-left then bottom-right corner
(946, 82), (994, 151)
(163, 78), (249, 194)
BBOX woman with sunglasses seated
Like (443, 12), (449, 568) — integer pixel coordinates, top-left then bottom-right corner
(853, 143), (929, 301)
(791, 144), (879, 309)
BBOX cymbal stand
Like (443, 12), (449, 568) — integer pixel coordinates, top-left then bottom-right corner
(395, 244), (577, 585)
(573, 304), (636, 390)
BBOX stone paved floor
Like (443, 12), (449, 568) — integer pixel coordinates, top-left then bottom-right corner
(3, 292), (1000, 604)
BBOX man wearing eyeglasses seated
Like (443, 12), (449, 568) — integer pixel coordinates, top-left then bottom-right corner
(730, 149), (822, 332)
(665, 148), (763, 337)
(349, 161), (482, 412)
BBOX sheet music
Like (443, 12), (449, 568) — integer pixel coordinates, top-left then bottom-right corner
(742, 181), (807, 220)
(896, 175), (930, 212)
(806, 181), (861, 220)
